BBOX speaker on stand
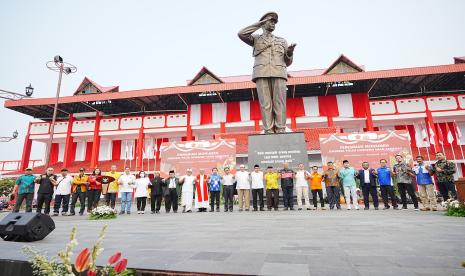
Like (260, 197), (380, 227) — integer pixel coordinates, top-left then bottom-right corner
(0, 212), (55, 242)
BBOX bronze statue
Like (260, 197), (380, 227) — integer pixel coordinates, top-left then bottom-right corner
(238, 12), (296, 133)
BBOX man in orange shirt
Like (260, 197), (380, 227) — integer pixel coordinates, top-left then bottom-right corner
(308, 166), (325, 210)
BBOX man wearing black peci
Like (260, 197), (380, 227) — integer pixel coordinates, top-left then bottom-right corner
(163, 170), (180, 213)
(150, 171), (164, 214)
(35, 167), (57, 215)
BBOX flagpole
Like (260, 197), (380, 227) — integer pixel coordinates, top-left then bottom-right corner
(124, 140), (128, 169)
(406, 124), (420, 157)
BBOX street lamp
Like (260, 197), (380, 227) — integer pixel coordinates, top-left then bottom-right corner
(0, 84), (34, 100)
(0, 130), (19, 142)
(44, 55), (77, 168)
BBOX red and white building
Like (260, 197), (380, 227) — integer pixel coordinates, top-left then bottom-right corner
(2, 54), (465, 176)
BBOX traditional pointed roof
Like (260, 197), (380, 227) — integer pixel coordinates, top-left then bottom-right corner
(322, 54), (364, 75)
(73, 77), (119, 95)
(454, 56), (465, 64)
(187, 66), (223, 85)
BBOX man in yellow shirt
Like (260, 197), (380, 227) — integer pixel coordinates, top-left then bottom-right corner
(264, 166), (279, 211)
(308, 166), (325, 210)
(105, 165), (121, 209)
(71, 168), (89, 216)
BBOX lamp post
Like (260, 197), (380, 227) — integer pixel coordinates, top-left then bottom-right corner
(0, 84), (34, 100)
(44, 55), (77, 168)
(0, 131), (19, 142)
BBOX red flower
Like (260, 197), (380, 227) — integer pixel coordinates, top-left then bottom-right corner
(113, 258), (128, 273)
(75, 248), (91, 272)
(108, 251), (122, 265)
(87, 270), (97, 276)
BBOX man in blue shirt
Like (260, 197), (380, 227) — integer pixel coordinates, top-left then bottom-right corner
(208, 167), (222, 212)
(338, 160), (360, 210)
(13, 168), (36, 212)
(374, 159), (398, 210)
(413, 156), (437, 211)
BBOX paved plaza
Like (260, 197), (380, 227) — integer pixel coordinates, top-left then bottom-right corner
(0, 206), (464, 275)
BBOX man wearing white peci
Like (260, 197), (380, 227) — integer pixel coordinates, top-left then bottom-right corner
(338, 160), (360, 210)
(295, 163), (311, 210)
(180, 168), (196, 213)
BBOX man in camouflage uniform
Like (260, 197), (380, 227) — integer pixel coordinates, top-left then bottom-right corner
(393, 155), (419, 210)
(432, 152), (457, 201)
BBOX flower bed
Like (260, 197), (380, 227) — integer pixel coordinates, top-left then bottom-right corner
(89, 206), (117, 220)
(442, 199), (465, 217)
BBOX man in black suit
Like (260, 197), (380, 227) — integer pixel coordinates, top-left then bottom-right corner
(163, 170), (181, 213)
(358, 162), (379, 210)
(150, 171), (164, 214)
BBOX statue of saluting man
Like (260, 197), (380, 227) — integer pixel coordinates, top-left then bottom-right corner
(238, 12), (296, 134)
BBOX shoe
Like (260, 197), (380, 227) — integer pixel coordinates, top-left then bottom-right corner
(393, 206), (399, 210)
(141, 211), (145, 214)
(337, 207), (342, 210)
(79, 213), (84, 216)
(62, 213), (68, 216)
(307, 208), (311, 210)
(127, 211), (131, 215)
(402, 206), (408, 210)
(347, 207), (351, 210)
(274, 208), (278, 211)
(53, 213), (59, 216)
(355, 206), (360, 210)
(209, 209), (214, 212)
(414, 208), (419, 211)
(375, 207), (379, 210)
(187, 210), (192, 213)
(156, 210), (160, 214)
(321, 207), (326, 210)
(383, 206), (390, 210)
(229, 209), (233, 212)
(298, 208), (302, 210)
(253, 208), (258, 212)
(137, 211), (141, 214)
(69, 213), (75, 216)
(239, 209), (243, 212)
(420, 207), (431, 211)
(119, 211), (125, 215)
(290, 208), (295, 211)
(432, 208), (438, 211)
(245, 209), (250, 211)
(364, 207), (369, 210)
(224, 209), (229, 212)
(151, 211), (155, 214)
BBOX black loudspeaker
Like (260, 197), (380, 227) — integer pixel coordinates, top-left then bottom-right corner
(0, 213), (55, 242)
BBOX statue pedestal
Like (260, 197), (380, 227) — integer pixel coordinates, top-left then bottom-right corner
(248, 132), (308, 170)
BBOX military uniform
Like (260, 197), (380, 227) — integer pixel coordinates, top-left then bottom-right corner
(432, 159), (457, 201)
(238, 12), (293, 133)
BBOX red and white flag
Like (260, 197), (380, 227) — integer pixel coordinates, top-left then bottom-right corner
(436, 124), (444, 145)
(419, 123), (428, 143)
(428, 122), (436, 145)
(453, 121), (462, 139)
(446, 123), (454, 144)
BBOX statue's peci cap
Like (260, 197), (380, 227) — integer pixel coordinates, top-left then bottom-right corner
(260, 12), (278, 23)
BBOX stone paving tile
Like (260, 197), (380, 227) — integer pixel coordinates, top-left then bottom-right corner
(260, 262), (310, 276)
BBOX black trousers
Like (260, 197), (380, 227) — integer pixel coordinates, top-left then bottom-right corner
(252, 188), (264, 210)
(36, 193), (53, 214)
(13, 193), (33, 212)
(53, 194), (70, 214)
(136, 197), (147, 211)
(361, 184), (379, 208)
(150, 194), (162, 212)
(397, 182), (418, 208)
(71, 188), (86, 214)
(311, 189), (325, 208)
(105, 193), (117, 209)
(380, 185), (398, 207)
(282, 185), (294, 208)
(87, 189), (101, 211)
(326, 186), (341, 209)
(164, 188), (178, 212)
(210, 191), (220, 210)
(437, 181), (457, 201)
(266, 189), (279, 210)
(223, 185), (234, 211)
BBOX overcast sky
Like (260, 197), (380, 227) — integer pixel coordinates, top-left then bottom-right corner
(1, 0), (464, 161)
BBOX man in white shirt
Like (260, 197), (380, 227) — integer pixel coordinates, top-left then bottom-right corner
(236, 164), (251, 211)
(118, 167), (136, 215)
(53, 168), (73, 216)
(180, 169), (196, 213)
(222, 167), (235, 212)
(295, 163), (311, 210)
(251, 164), (265, 211)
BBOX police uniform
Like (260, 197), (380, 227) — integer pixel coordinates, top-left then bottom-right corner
(238, 12), (293, 133)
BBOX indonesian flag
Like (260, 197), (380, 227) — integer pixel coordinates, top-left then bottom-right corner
(436, 124), (444, 145)
(419, 123), (428, 143)
(446, 123), (454, 144)
(404, 125), (411, 141)
(453, 121), (462, 139)
(428, 122), (436, 145)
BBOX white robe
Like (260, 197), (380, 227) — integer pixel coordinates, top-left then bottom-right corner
(181, 175), (196, 211)
(195, 174), (209, 209)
